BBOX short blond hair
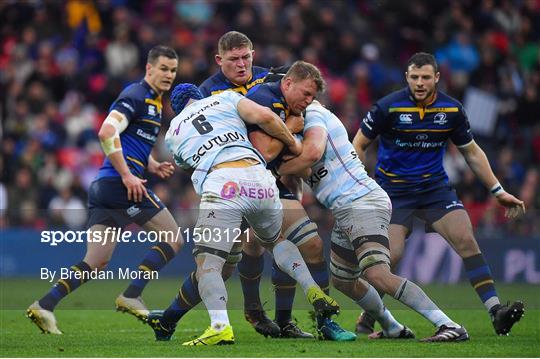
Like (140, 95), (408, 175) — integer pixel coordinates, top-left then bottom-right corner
(284, 61), (326, 93)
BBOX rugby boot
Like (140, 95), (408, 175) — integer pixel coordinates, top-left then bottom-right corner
(244, 309), (281, 338)
(491, 301), (524, 335)
(306, 286), (340, 317)
(420, 325), (469, 342)
(318, 317), (357, 341)
(278, 319), (314, 339)
(26, 301), (62, 334)
(368, 326), (415, 339)
(182, 325), (235, 346)
(355, 312), (376, 334)
(147, 310), (176, 341)
(115, 294), (149, 323)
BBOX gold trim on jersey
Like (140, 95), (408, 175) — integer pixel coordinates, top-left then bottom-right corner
(145, 97), (163, 113)
(392, 128), (454, 132)
(126, 156), (145, 168)
(141, 119), (161, 126)
(209, 78), (266, 96)
(389, 106), (458, 120)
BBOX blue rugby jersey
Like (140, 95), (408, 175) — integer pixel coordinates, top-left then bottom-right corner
(97, 80), (163, 179)
(360, 87), (473, 195)
(245, 81), (289, 169)
(198, 66), (269, 97)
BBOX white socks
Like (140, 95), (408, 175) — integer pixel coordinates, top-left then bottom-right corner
(356, 284), (403, 336)
(394, 279), (458, 328)
(198, 270), (230, 330)
(272, 240), (317, 294)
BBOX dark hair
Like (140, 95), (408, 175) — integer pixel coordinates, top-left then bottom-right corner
(284, 61), (326, 93)
(407, 52), (438, 72)
(218, 31), (253, 54)
(147, 45), (178, 65)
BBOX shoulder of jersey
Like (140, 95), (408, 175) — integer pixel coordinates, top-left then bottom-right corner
(118, 82), (149, 99)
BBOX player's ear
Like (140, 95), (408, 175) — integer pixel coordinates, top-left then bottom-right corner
(215, 54), (222, 66)
(146, 62), (152, 75)
(434, 72), (440, 83)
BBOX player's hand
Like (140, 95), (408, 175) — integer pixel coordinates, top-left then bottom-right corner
(122, 173), (148, 202)
(150, 161), (175, 179)
(496, 192), (526, 219)
(285, 114), (304, 134)
(287, 138), (303, 156)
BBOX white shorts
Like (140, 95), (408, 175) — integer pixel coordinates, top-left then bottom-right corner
(194, 164), (282, 257)
(331, 187), (391, 251)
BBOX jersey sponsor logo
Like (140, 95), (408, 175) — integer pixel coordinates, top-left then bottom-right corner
(136, 128), (157, 142)
(399, 113), (413, 124)
(220, 180), (275, 200)
(118, 100), (135, 113)
(173, 101), (220, 135)
(416, 134), (429, 140)
(362, 113), (374, 130)
(433, 112), (447, 125)
(127, 205), (141, 217)
(307, 166), (328, 186)
(445, 200), (464, 209)
(192, 131), (247, 163)
(395, 138), (446, 148)
(221, 181), (239, 199)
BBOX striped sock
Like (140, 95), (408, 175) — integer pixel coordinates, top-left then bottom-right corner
(123, 242), (176, 298)
(237, 252), (264, 310)
(463, 253), (500, 312)
(163, 272), (201, 324)
(38, 261), (92, 311)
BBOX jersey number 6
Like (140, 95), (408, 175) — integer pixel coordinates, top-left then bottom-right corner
(192, 115), (214, 135)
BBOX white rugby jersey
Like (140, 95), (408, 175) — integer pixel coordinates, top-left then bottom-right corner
(165, 91), (264, 194)
(304, 102), (379, 210)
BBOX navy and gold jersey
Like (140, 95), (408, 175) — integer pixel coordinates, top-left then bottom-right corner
(198, 66), (269, 97)
(245, 81), (290, 169)
(97, 80), (162, 179)
(361, 87), (473, 195)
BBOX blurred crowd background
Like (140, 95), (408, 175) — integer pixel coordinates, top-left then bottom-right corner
(1, 0), (539, 238)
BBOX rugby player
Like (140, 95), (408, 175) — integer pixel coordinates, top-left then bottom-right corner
(170, 31), (319, 339)
(26, 46), (182, 334)
(148, 83), (339, 345)
(244, 61), (356, 341)
(352, 52), (525, 336)
(279, 100), (469, 342)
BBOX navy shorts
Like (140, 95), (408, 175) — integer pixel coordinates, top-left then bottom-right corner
(389, 185), (464, 234)
(87, 177), (165, 228)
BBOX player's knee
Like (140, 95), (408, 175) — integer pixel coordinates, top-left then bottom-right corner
(454, 232), (480, 257)
(243, 238), (265, 256)
(362, 265), (390, 292)
(298, 236), (324, 263)
(222, 263), (236, 281)
(330, 275), (354, 296)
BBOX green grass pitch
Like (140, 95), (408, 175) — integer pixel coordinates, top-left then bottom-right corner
(1, 278), (538, 357)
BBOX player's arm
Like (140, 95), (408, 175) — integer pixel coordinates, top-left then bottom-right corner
(352, 130), (374, 163)
(148, 154), (175, 179)
(247, 114), (303, 162)
(278, 127), (327, 177)
(237, 98), (302, 158)
(98, 110), (148, 202)
(458, 141), (525, 218)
